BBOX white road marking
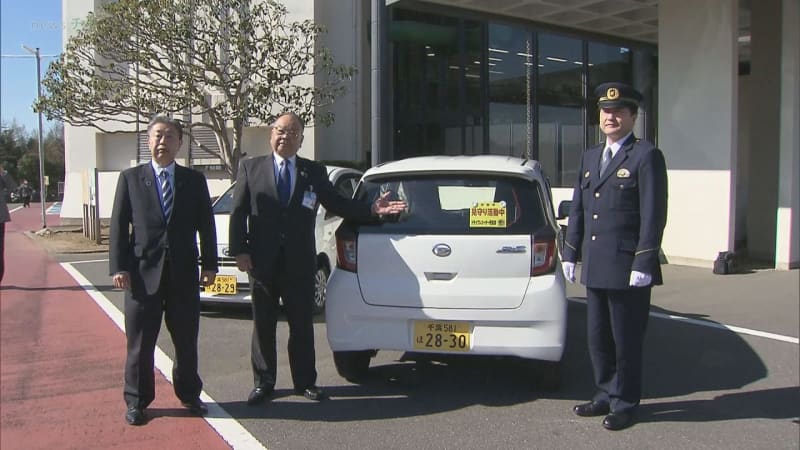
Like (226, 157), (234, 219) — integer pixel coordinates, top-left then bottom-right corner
(60, 262), (267, 450)
(568, 298), (799, 344)
(63, 258), (109, 264)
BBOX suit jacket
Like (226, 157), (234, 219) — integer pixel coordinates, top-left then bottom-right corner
(109, 163), (218, 298)
(562, 135), (668, 289)
(229, 154), (372, 280)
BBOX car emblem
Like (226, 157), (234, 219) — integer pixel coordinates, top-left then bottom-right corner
(222, 247), (232, 257)
(432, 243), (452, 257)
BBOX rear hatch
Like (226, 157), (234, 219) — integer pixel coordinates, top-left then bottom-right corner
(349, 174), (553, 309)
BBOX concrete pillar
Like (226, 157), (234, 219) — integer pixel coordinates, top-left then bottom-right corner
(658, 0), (738, 266)
(60, 0), (99, 222)
(746, 0), (782, 263)
(775, 0), (800, 269)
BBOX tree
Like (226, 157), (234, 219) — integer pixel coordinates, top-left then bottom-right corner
(0, 122), (34, 182)
(0, 122), (65, 198)
(36, 0), (355, 180)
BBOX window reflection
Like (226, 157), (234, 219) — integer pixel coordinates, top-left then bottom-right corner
(538, 33), (583, 187)
(390, 6), (656, 187)
(393, 10), (484, 159)
(488, 24), (532, 157)
(588, 42), (634, 146)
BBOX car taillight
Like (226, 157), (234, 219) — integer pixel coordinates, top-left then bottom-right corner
(531, 236), (556, 276)
(336, 235), (358, 272)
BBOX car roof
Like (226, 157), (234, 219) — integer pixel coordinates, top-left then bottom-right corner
(362, 155), (545, 181)
(326, 165), (361, 176)
(223, 164), (359, 189)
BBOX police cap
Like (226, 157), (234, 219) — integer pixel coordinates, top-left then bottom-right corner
(595, 82), (642, 109)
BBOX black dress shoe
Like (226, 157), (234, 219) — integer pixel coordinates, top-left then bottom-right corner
(297, 385), (325, 401)
(181, 398), (208, 416)
(602, 411), (635, 431)
(247, 387), (273, 406)
(125, 406), (145, 426)
(573, 401), (610, 417)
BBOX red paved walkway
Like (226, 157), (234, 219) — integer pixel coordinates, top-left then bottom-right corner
(1, 204), (232, 450)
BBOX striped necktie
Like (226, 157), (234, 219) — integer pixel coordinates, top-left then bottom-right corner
(160, 170), (173, 219)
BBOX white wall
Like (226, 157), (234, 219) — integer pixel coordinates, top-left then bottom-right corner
(775, 0), (800, 269)
(281, 0), (318, 160)
(315, 0), (369, 163)
(658, 0), (738, 266)
(98, 133), (137, 170)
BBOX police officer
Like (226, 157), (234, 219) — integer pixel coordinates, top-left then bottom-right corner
(562, 82), (668, 431)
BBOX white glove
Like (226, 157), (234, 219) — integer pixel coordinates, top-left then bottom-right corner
(562, 261), (576, 284)
(629, 270), (652, 287)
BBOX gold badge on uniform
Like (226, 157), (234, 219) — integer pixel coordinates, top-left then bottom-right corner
(607, 87), (619, 100)
(617, 168), (630, 178)
(584, 171), (590, 178)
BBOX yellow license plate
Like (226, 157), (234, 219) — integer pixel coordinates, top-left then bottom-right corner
(413, 321), (471, 352)
(204, 275), (238, 295)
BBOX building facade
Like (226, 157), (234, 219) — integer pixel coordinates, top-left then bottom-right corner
(61, 0), (799, 269)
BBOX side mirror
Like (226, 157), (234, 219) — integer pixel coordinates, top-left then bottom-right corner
(557, 200), (572, 220)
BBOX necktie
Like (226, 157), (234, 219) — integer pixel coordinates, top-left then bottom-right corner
(160, 171), (173, 219)
(600, 147), (612, 177)
(278, 160), (290, 207)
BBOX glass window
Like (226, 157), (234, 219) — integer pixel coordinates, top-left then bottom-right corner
(392, 11), (484, 159)
(213, 184), (234, 214)
(355, 175), (547, 235)
(537, 33), (583, 187)
(388, 7), (656, 188)
(587, 43), (634, 146)
(488, 24), (533, 157)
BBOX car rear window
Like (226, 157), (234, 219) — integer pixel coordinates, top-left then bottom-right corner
(354, 174), (549, 234)
(212, 187), (234, 214)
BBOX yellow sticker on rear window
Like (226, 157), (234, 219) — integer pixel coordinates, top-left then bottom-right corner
(469, 202), (507, 228)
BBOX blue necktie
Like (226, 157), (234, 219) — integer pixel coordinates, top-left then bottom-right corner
(160, 171), (173, 219)
(278, 160), (290, 207)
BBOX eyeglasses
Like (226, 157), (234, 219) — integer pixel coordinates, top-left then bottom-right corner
(272, 126), (301, 139)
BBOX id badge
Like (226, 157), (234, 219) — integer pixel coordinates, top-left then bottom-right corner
(302, 191), (317, 210)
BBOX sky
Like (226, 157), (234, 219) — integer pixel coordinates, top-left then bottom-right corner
(1, 0), (63, 134)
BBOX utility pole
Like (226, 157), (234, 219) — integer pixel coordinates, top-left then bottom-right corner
(22, 45), (47, 229)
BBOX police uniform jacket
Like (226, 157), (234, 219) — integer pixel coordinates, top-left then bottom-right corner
(562, 135), (668, 289)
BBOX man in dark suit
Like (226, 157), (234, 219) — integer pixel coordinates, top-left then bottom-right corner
(110, 115), (218, 426)
(562, 82), (668, 431)
(229, 111), (405, 405)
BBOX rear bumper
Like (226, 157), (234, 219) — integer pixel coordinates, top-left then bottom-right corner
(325, 269), (567, 361)
(199, 290), (251, 305)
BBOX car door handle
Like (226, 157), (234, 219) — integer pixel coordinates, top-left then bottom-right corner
(424, 272), (457, 281)
(497, 246), (527, 254)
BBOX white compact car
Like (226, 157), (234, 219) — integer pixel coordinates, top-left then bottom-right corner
(200, 165), (363, 314)
(325, 155), (567, 388)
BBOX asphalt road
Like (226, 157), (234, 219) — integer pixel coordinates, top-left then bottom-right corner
(59, 253), (799, 450)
